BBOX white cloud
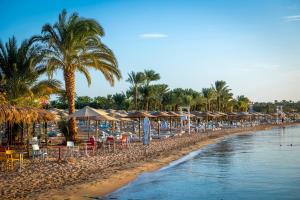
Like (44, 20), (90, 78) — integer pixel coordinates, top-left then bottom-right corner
(283, 15), (300, 22)
(139, 33), (168, 39)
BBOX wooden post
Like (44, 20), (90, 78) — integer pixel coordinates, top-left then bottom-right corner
(45, 122), (48, 147)
(139, 117), (141, 139)
(157, 118), (160, 136)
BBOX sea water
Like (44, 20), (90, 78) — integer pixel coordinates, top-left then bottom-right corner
(104, 125), (300, 200)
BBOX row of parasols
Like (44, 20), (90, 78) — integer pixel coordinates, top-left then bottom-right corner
(55, 106), (282, 121)
(0, 105), (292, 124)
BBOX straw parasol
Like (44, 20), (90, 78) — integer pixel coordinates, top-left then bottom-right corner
(151, 111), (170, 118)
(69, 106), (118, 138)
(165, 111), (180, 117)
(0, 105), (55, 124)
(151, 111), (171, 136)
(124, 111), (155, 138)
(191, 111), (204, 118)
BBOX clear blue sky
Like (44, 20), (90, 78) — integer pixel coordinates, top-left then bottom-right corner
(1, 0), (300, 102)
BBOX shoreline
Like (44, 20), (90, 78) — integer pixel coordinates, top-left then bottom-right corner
(30, 122), (299, 200)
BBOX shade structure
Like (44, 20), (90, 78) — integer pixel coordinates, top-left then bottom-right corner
(68, 106), (118, 121)
(236, 112), (252, 120)
(237, 112), (251, 117)
(94, 109), (119, 121)
(124, 111), (155, 119)
(0, 104), (55, 123)
(191, 111), (204, 118)
(199, 111), (217, 118)
(214, 111), (227, 117)
(124, 111), (155, 139)
(104, 110), (131, 121)
(151, 111), (170, 118)
(69, 106), (101, 119)
(151, 111), (171, 136)
(179, 111), (196, 118)
(165, 111), (180, 117)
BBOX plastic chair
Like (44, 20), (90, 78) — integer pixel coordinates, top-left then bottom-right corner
(5, 150), (19, 170)
(87, 137), (97, 155)
(32, 144), (47, 160)
(106, 136), (115, 152)
(65, 141), (80, 157)
(120, 134), (129, 148)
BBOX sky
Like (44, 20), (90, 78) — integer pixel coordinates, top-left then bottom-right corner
(1, 0), (300, 102)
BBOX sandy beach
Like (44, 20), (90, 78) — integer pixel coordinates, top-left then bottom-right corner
(0, 123), (298, 200)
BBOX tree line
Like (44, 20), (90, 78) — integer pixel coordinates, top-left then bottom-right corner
(51, 70), (252, 112)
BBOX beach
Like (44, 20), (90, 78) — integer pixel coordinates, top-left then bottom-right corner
(0, 122), (297, 200)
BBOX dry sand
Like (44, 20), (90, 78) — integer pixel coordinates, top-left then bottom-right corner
(29, 123), (298, 200)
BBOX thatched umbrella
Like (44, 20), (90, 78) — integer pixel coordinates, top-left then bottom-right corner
(237, 112), (252, 119)
(199, 111), (217, 122)
(106, 111), (132, 132)
(164, 111), (181, 133)
(69, 106), (118, 138)
(151, 111), (171, 136)
(124, 111), (155, 139)
(0, 105), (55, 146)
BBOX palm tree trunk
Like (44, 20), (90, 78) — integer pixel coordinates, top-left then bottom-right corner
(206, 99), (209, 111)
(64, 69), (77, 141)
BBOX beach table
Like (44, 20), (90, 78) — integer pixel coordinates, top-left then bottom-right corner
(16, 151), (26, 172)
(48, 146), (65, 161)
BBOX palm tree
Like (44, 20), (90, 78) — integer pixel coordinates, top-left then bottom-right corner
(144, 69), (160, 86)
(202, 88), (216, 111)
(126, 71), (145, 110)
(35, 10), (121, 140)
(213, 80), (231, 111)
(237, 95), (250, 112)
(0, 36), (61, 106)
(140, 70), (160, 110)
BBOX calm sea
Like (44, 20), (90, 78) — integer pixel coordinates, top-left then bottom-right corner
(104, 125), (300, 200)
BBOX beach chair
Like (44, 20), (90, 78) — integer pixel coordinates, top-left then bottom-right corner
(120, 134), (129, 148)
(5, 150), (20, 170)
(32, 144), (47, 160)
(87, 137), (97, 155)
(65, 141), (80, 158)
(105, 136), (115, 152)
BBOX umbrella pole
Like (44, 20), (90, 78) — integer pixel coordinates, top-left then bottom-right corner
(139, 118), (141, 139)
(95, 120), (98, 139)
(169, 117), (172, 133)
(158, 118), (160, 136)
(88, 119), (90, 139)
(45, 122), (48, 147)
(120, 121), (123, 132)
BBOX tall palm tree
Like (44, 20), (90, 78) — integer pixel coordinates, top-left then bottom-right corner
(140, 70), (160, 110)
(36, 10), (121, 140)
(202, 88), (216, 111)
(0, 36), (61, 106)
(144, 69), (160, 86)
(237, 95), (250, 112)
(213, 80), (231, 111)
(126, 71), (145, 110)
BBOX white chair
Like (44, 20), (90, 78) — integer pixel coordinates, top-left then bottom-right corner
(32, 144), (47, 160)
(65, 141), (80, 158)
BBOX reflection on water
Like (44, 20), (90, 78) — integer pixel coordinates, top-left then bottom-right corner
(104, 126), (300, 200)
